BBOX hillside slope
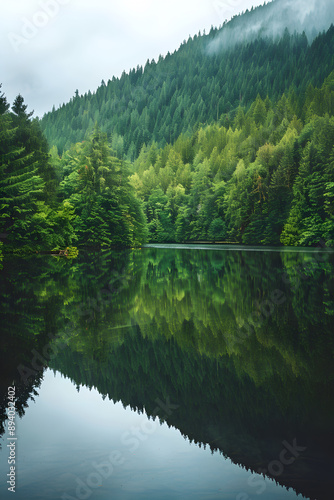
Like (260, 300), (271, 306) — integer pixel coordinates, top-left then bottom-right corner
(40, 0), (334, 158)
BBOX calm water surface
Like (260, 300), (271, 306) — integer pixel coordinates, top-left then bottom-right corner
(0, 245), (333, 500)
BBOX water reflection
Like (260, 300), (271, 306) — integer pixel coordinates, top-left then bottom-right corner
(0, 246), (333, 499)
(0, 370), (302, 500)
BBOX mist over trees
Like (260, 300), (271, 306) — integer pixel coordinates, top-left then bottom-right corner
(1, 0), (334, 251)
(208, 0), (334, 53)
(40, 25), (334, 158)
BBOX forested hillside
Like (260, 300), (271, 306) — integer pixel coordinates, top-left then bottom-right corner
(2, 0), (334, 251)
(40, 22), (334, 158)
(0, 88), (147, 253)
(51, 71), (334, 246)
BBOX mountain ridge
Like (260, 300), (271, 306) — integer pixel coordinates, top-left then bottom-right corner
(40, 0), (334, 158)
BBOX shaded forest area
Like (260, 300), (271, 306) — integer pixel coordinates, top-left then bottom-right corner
(0, 91), (147, 253)
(1, 4), (334, 251)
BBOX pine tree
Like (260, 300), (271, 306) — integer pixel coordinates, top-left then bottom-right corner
(0, 84), (9, 115)
(1, 92), (76, 251)
(0, 103), (45, 247)
(11, 94), (57, 203)
(60, 125), (148, 247)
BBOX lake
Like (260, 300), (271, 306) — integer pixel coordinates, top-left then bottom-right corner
(0, 244), (333, 500)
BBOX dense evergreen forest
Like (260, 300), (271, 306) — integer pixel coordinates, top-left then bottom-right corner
(129, 71), (334, 246)
(47, 69), (334, 247)
(40, 25), (334, 157)
(0, 88), (147, 252)
(1, 0), (334, 251)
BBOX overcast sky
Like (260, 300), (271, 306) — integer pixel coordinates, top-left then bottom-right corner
(1, 0), (267, 118)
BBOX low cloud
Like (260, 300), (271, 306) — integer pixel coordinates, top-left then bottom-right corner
(207, 0), (334, 53)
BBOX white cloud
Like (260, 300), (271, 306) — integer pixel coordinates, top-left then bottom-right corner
(1, 0), (267, 117)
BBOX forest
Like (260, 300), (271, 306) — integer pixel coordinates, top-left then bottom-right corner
(129, 71), (334, 246)
(1, 5), (334, 251)
(0, 89), (147, 253)
(40, 24), (334, 157)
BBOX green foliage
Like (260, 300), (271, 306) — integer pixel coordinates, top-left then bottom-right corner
(58, 125), (148, 247)
(130, 71), (334, 246)
(0, 91), (146, 252)
(4, 18), (334, 249)
(208, 218), (227, 241)
(0, 94), (70, 252)
(40, 25), (334, 159)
